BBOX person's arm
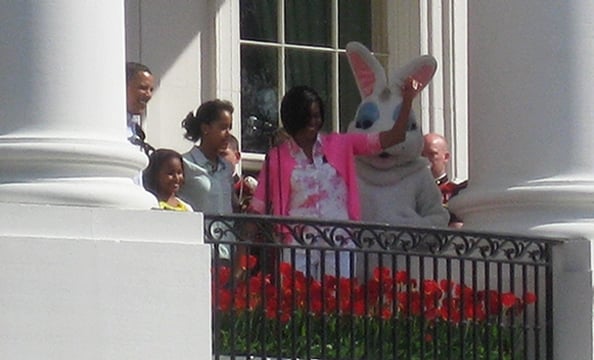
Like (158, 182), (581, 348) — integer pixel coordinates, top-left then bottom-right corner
(247, 161), (268, 215)
(378, 77), (421, 149)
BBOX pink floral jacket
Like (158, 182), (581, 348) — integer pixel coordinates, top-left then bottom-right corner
(250, 132), (382, 221)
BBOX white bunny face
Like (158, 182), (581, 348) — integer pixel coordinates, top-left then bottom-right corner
(345, 42), (437, 170)
(348, 88), (423, 169)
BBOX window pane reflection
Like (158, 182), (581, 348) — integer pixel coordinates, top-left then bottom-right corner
(286, 49), (333, 134)
(285, 0), (331, 47)
(240, 0), (278, 42)
(339, 54), (360, 133)
(241, 45), (279, 154)
(339, 0), (372, 49)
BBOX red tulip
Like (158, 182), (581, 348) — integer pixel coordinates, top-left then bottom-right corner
(239, 254), (258, 270)
(216, 266), (231, 287)
(523, 292), (537, 305)
(501, 292), (518, 309)
(373, 266), (391, 281)
(217, 289), (233, 312)
(395, 271), (409, 285)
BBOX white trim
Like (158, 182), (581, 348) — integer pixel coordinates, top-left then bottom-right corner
(419, 0), (468, 182)
(278, 0), (286, 98)
(450, 0), (468, 182)
(215, 0), (242, 145)
(428, 0), (445, 135)
(331, 0), (340, 131)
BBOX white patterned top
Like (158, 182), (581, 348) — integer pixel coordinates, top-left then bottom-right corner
(287, 136), (349, 221)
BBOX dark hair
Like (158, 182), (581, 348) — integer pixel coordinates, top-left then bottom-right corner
(182, 99), (234, 142)
(142, 148), (184, 198)
(126, 62), (152, 86)
(280, 86), (325, 137)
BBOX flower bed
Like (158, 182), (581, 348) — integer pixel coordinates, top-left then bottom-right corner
(212, 255), (537, 360)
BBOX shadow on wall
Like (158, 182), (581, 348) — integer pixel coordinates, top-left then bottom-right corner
(124, 0), (226, 150)
(124, 0), (222, 98)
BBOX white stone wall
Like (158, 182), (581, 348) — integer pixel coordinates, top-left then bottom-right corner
(125, 0), (212, 153)
(0, 204), (211, 360)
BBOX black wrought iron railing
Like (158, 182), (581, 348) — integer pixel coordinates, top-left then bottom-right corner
(205, 214), (563, 360)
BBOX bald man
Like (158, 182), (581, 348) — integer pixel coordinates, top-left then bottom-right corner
(422, 133), (450, 186)
(422, 133), (466, 227)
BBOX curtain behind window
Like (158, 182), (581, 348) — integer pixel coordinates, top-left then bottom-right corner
(240, 0), (372, 153)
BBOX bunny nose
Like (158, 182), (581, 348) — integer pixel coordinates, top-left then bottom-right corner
(378, 152), (390, 158)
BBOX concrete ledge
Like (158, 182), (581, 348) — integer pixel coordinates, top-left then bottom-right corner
(0, 204), (211, 360)
(0, 203), (204, 243)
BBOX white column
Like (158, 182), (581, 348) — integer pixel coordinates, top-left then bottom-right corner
(0, 1), (156, 209)
(451, 2), (594, 359)
(452, 0), (594, 234)
(416, 0), (469, 182)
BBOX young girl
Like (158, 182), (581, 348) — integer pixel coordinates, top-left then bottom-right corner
(249, 79), (421, 278)
(178, 99), (236, 264)
(143, 148), (193, 212)
(177, 99), (235, 214)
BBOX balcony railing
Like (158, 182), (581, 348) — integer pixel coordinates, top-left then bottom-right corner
(206, 214), (563, 360)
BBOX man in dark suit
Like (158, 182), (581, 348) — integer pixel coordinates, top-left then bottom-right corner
(126, 62), (155, 155)
(422, 133), (467, 228)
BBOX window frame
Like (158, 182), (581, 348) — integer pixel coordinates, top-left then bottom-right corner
(232, 1), (388, 171)
(215, 0), (468, 180)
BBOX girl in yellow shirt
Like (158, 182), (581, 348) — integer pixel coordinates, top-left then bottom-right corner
(143, 149), (193, 212)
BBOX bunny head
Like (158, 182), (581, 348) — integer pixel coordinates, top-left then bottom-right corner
(346, 42), (437, 169)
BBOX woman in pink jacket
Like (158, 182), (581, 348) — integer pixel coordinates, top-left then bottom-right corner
(249, 80), (420, 279)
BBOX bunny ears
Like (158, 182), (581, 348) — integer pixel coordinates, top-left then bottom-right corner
(346, 41), (437, 99)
